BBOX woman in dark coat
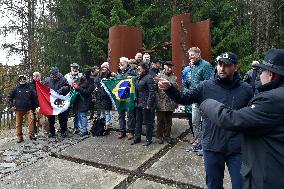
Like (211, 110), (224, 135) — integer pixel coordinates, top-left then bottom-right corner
(73, 69), (94, 136)
(94, 62), (113, 128)
(131, 62), (156, 146)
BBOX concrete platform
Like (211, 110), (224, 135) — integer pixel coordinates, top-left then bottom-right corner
(0, 157), (127, 189)
(60, 132), (166, 171)
(145, 142), (231, 189)
(128, 178), (178, 189)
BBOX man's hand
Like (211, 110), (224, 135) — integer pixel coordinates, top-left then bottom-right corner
(156, 77), (171, 90)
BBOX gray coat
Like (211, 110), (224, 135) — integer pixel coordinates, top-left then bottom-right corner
(200, 77), (284, 189)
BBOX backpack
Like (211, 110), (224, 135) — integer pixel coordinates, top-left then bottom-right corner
(90, 117), (109, 136)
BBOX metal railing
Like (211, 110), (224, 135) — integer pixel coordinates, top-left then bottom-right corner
(0, 108), (16, 131)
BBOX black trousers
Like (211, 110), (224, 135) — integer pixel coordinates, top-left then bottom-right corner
(48, 110), (68, 135)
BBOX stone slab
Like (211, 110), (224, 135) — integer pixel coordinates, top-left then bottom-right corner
(145, 142), (230, 189)
(0, 157), (127, 189)
(61, 132), (166, 171)
(128, 178), (178, 189)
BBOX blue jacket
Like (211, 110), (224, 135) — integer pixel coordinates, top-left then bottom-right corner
(165, 73), (253, 153)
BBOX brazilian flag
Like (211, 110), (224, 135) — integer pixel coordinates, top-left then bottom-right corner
(101, 78), (136, 111)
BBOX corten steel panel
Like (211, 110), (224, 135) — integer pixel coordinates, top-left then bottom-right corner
(108, 26), (142, 72)
(191, 19), (211, 63)
(171, 13), (192, 87)
(171, 14), (211, 87)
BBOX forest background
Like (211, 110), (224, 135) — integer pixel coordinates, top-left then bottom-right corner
(0, 0), (283, 100)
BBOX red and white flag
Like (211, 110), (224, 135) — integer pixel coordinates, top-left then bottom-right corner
(36, 81), (71, 115)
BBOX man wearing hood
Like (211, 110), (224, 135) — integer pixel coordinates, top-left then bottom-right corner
(157, 52), (253, 189)
(8, 75), (37, 143)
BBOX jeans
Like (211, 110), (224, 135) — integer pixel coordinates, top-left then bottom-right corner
(48, 110), (68, 135)
(74, 111), (88, 133)
(192, 103), (202, 143)
(118, 109), (135, 134)
(101, 110), (111, 127)
(203, 150), (243, 189)
(134, 107), (154, 141)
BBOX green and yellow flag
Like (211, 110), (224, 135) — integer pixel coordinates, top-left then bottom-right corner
(101, 78), (136, 111)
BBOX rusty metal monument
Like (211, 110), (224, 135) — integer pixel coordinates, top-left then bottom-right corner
(108, 13), (211, 86)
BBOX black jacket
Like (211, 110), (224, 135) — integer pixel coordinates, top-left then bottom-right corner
(74, 78), (94, 112)
(135, 72), (155, 109)
(8, 83), (37, 111)
(200, 77), (284, 189)
(43, 74), (70, 95)
(165, 73), (253, 153)
(94, 71), (113, 110)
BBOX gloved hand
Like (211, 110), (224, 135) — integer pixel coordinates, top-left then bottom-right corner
(71, 82), (79, 89)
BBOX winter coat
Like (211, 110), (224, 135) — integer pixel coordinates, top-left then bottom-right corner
(43, 74), (70, 95)
(200, 77), (284, 189)
(116, 65), (137, 79)
(190, 59), (213, 88)
(243, 68), (261, 93)
(135, 72), (155, 109)
(165, 73), (253, 154)
(155, 71), (177, 111)
(73, 78), (94, 112)
(29, 80), (39, 107)
(8, 83), (37, 111)
(94, 71), (113, 110)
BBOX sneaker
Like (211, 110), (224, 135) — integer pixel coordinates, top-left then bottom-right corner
(131, 138), (141, 145)
(61, 132), (67, 138)
(158, 138), (164, 144)
(117, 132), (126, 139)
(143, 140), (152, 146)
(48, 133), (55, 138)
(29, 135), (37, 141)
(80, 132), (89, 137)
(73, 128), (80, 134)
(197, 149), (203, 156)
(185, 144), (201, 152)
(17, 138), (24, 143)
(127, 133), (134, 140)
(165, 137), (174, 144)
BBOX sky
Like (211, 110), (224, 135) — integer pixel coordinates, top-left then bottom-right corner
(0, 3), (25, 66)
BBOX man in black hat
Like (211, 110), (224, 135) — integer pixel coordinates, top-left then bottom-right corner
(199, 48), (284, 189)
(8, 75), (37, 143)
(155, 61), (177, 144)
(157, 52), (254, 189)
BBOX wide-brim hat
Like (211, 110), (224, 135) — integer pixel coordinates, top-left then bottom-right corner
(253, 48), (284, 75)
(164, 61), (174, 66)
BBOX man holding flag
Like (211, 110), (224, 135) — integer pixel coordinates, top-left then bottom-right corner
(115, 57), (137, 140)
(41, 67), (70, 138)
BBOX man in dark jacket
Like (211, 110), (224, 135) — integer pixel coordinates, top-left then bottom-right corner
(72, 69), (94, 136)
(116, 57), (137, 140)
(9, 75), (37, 143)
(157, 52), (253, 189)
(43, 67), (70, 138)
(200, 48), (284, 189)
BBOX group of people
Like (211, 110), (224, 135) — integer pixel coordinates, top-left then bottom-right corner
(158, 48), (284, 189)
(8, 52), (179, 147)
(7, 45), (284, 189)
